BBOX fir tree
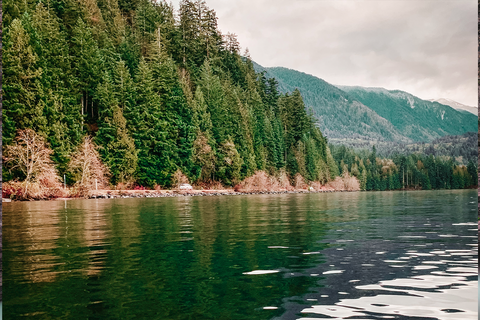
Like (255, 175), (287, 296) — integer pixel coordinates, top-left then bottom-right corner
(3, 17), (45, 145)
(95, 71), (138, 185)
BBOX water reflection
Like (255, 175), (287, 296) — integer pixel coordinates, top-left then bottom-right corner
(83, 201), (110, 276)
(280, 191), (478, 320)
(3, 190), (478, 319)
(3, 202), (61, 283)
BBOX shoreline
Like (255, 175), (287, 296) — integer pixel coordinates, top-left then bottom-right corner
(86, 188), (347, 199)
(3, 187), (473, 202)
(2, 188), (352, 202)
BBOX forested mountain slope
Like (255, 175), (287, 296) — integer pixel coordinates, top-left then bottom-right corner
(253, 63), (408, 142)
(3, 0), (475, 196)
(253, 62), (477, 143)
(2, 0), (338, 189)
(339, 86), (478, 141)
(428, 98), (477, 115)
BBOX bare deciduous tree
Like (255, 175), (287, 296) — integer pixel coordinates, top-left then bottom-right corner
(171, 169), (189, 188)
(3, 129), (64, 198)
(69, 136), (109, 195)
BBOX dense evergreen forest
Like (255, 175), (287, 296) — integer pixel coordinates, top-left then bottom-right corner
(2, 0), (476, 197)
(253, 63), (478, 143)
(330, 132), (477, 166)
(3, 0), (337, 191)
(330, 144), (477, 191)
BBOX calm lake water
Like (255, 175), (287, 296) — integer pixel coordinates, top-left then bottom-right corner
(3, 190), (478, 319)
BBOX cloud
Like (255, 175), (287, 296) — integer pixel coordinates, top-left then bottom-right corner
(170, 0), (477, 106)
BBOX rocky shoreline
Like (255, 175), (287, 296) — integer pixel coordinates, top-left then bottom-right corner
(87, 189), (348, 200)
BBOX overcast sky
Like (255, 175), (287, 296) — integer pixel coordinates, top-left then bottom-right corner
(170, 0), (477, 107)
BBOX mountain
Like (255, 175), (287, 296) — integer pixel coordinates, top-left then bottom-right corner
(253, 62), (477, 143)
(427, 98), (477, 115)
(253, 62), (409, 143)
(338, 86), (478, 142)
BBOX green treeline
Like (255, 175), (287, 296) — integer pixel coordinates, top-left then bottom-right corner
(330, 144), (478, 191)
(3, 0), (337, 188)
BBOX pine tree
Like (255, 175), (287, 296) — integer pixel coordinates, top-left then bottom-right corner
(3, 17), (45, 145)
(32, 3), (83, 174)
(326, 146), (339, 180)
(216, 139), (243, 185)
(360, 169), (367, 190)
(95, 71), (137, 185)
(178, 0), (221, 78)
(97, 0), (126, 45)
(193, 131), (216, 182)
(196, 60), (226, 145)
(70, 17), (102, 126)
(466, 160), (477, 187)
(148, 35), (195, 180)
(131, 58), (172, 187)
(135, 0), (160, 55)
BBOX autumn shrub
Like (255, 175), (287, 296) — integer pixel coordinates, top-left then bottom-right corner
(294, 173), (308, 189)
(236, 171), (268, 192)
(235, 171), (294, 192)
(276, 170), (293, 190)
(343, 175), (361, 191)
(171, 169), (189, 188)
(208, 181), (225, 190)
(115, 182), (134, 190)
(325, 173), (360, 191)
(2, 181), (24, 199)
(36, 167), (68, 198)
(326, 176), (345, 191)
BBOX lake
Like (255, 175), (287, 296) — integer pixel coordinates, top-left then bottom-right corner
(2, 190), (478, 319)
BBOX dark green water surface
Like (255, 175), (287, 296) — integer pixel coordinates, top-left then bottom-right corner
(3, 190), (478, 319)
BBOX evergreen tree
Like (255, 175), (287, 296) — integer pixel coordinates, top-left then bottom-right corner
(3, 17), (45, 145)
(216, 139), (243, 185)
(131, 58), (172, 187)
(70, 17), (102, 125)
(360, 169), (367, 191)
(193, 131), (216, 182)
(466, 160), (477, 187)
(149, 36), (195, 179)
(95, 71), (138, 184)
(32, 3), (83, 173)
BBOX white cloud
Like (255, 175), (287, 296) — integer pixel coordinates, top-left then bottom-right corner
(170, 0), (478, 107)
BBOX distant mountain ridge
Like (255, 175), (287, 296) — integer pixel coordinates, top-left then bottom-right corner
(338, 85), (477, 142)
(427, 98), (477, 115)
(253, 62), (408, 142)
(253, 61), (477, 143)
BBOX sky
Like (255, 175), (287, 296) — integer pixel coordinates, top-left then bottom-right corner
(169, 0), (477, 107)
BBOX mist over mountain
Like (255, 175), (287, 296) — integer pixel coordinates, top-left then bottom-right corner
(427, 98), (477, 115)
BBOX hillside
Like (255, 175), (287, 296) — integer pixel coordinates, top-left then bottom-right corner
(339, 86), (478, 142)
(2, 0), (339, 191)
(253, 62), (477, 143)
(428, 98), (477, 115)
(253, 63), (408, 142)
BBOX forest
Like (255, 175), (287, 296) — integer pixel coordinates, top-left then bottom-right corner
(329, 144), (477, 191)
(2, 0), (476, 199)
